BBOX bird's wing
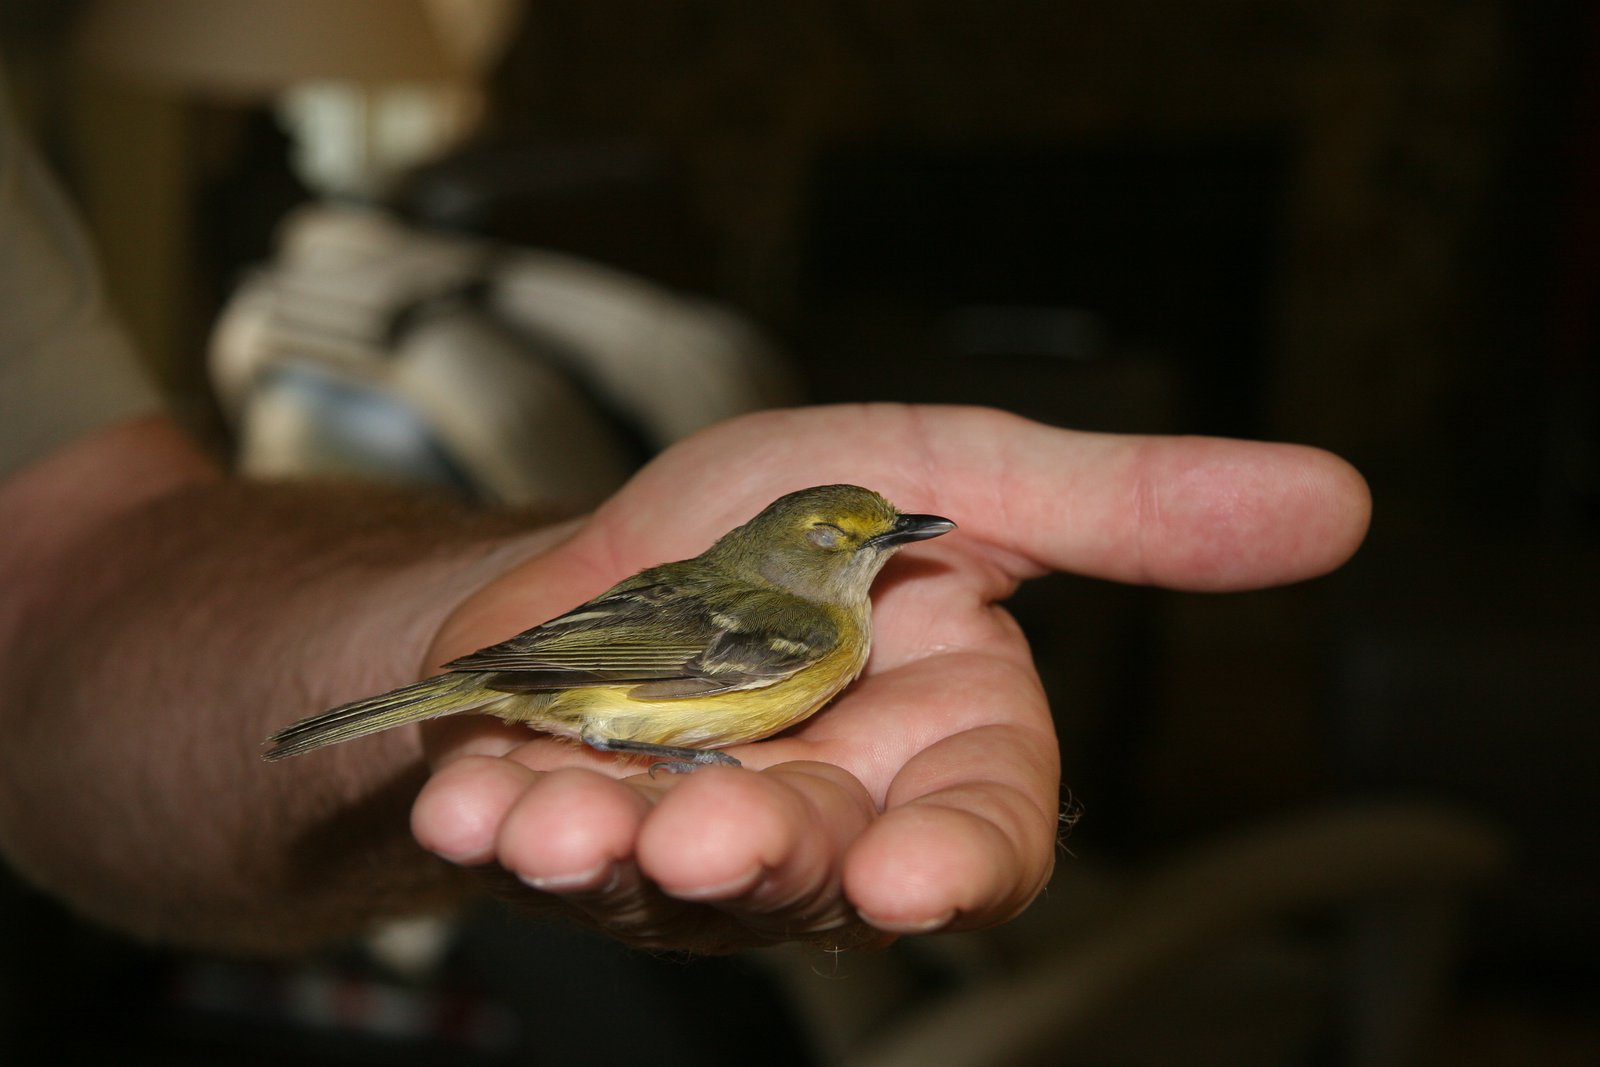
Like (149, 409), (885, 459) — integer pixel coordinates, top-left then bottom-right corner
(444, 573), (840, 699)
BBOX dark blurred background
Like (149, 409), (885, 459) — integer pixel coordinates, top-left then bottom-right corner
(2, 1), (1596, 1064)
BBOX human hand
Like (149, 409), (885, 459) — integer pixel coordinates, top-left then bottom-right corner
(409, 405), (1370, 952)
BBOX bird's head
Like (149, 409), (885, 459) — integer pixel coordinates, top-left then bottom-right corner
(706, 484), (955, 604)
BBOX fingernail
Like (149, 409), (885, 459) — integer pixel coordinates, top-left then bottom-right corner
(520, 861), (619, 894)
(426, 844), (494, 866)
(661, 866), (763, 902)
(857, 909), (954, 934)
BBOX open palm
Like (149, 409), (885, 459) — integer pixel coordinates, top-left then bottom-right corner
(409, 405), (1370, 952)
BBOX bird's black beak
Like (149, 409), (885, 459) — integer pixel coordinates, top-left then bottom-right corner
(869, 513), (956, 548)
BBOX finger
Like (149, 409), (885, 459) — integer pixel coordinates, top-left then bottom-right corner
(636, 762), (878, 938)
(494, 767), (655, 892)
(457, 763), (887, 953)
(834, 656), (1062, 932)
(845, 728), (1062, 933)
(418, 762), (708, 946)
(417, 761), (714, 948)
(412, 757), (653, 877)
(652, 404), (1368, 592)
(411, 754), (536, 865)
(484, 769), (730, 947)
(920, 406), (1371, 591)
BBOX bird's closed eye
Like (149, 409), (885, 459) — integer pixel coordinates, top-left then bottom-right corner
(807, 522), (846, 549)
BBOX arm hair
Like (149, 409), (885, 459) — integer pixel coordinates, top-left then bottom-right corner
(0, 415), (563, 953)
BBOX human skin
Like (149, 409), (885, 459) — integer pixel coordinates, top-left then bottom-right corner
(0, 404), (1370, 955)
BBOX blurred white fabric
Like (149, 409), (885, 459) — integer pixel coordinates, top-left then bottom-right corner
(210, 204), (795, 506)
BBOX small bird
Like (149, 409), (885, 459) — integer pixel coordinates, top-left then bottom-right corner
(263, 484), (954, 770)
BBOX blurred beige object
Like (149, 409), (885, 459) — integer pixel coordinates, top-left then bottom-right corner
(210, 204), (794, 506)
(76, 0), (525, 197)
(65, 0), (526, 374)
(486, 250), (797, 450)
(74, 0), (527, 93)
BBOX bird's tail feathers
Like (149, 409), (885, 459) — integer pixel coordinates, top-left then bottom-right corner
(263, 674), (501, 760)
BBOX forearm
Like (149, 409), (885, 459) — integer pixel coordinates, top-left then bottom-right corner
(0, 417), (562, 953)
